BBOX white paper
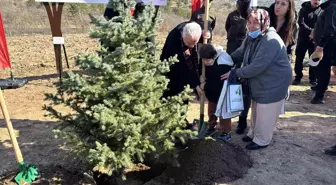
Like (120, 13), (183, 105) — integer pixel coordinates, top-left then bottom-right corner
(228, 84), (244, 112)
(53, 37), (65, 44)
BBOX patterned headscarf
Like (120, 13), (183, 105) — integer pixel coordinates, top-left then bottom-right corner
(247, 8), (270, 33)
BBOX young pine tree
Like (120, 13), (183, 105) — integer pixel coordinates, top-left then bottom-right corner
(44, 0), (195, 178)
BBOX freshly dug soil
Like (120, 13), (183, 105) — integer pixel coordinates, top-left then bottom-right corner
(0, 140), (252, 185)
(150, 139), (253, 185)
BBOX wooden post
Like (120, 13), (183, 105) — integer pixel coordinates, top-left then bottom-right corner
(0, 90), (24, 164)
(43, 2), (64, 74)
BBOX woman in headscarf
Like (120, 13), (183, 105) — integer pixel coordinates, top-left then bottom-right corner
(221, 9), (292, 150)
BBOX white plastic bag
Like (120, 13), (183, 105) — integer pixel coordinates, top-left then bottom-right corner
(215, 80), (241, 119)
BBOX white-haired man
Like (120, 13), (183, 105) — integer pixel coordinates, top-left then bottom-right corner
(161, 22), (203, 101)
(161, 22), (203, 128)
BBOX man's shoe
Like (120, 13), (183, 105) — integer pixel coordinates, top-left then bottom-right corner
(236, 127), (246, 135)
(311, 98), (325, 104)
(292, 79), (301, 85)
(324, 145), (336, 156)
(242, 136), (253, 142)
(309, 81), (318, 87)
(246, 142), (268, 150)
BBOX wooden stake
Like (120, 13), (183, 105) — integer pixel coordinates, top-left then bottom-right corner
(0, 90), (23, 163)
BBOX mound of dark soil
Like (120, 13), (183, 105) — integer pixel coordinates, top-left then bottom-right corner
(149, 139), (252, 185)
(0, 140), (252, 185)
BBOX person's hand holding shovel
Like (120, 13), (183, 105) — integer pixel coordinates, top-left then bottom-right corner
(202, 30), (211, 40)
(196, 85), (205, 98)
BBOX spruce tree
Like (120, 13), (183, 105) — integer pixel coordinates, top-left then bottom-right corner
(44, 0), (196, 177)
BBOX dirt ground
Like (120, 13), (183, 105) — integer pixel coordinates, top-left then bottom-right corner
(0, 34), (335, 185)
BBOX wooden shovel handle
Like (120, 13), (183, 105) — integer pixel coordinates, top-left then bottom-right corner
(200, 0), (210, 118)
(0, 90), (23, 163)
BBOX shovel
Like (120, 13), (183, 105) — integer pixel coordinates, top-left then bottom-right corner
(0, 90), (39, 185)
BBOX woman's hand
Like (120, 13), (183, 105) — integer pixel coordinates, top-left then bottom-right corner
(220, 71), (231, 80)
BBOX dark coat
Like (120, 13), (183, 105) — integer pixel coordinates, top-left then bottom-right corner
(160, 22), (200, 97)
(204, 55), (232, 103)
(298, 1), (323, 38)
(190, 6), (216, 43)
(225, 10), (247, 41)
(314, 0), (336, 47)
(103, 7), (119, 20)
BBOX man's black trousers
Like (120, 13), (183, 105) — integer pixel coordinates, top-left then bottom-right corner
(294, 36), (316, 82)
(314, 43), (335, 99)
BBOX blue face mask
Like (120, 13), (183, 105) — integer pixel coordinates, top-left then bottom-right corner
(248, 29), (262, 39)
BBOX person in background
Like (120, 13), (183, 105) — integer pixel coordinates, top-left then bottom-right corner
(311, 0), (336, 104)
(225, 0), (251, 54)
(225, 0), (251, 135)
(190, 0), (216, 44)
(160, 22), (203, 128)
(309, 0), (336, 158)
(292, 0), (322, 86)
(222, 9), (292, 150)
(267, 0), (297, 101)
(268, 0), (297, 58)
(103, 1), (146, 52)
(103, 4), (120, 20)
(199, 44), (234, 141)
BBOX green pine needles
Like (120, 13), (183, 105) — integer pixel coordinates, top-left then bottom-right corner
(44, 0), (195, 178)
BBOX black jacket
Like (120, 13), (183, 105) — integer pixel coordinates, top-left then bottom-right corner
(104, 2), (145, 20)
(160, 22), (200, 97)
(225, 10), (247, 41)
(190, 6), (216, 43)
(314, 0), (336, 47)
(204, 56), (232, 103)
(104, 7), (119, 20)
(298, 2), (323, 37)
